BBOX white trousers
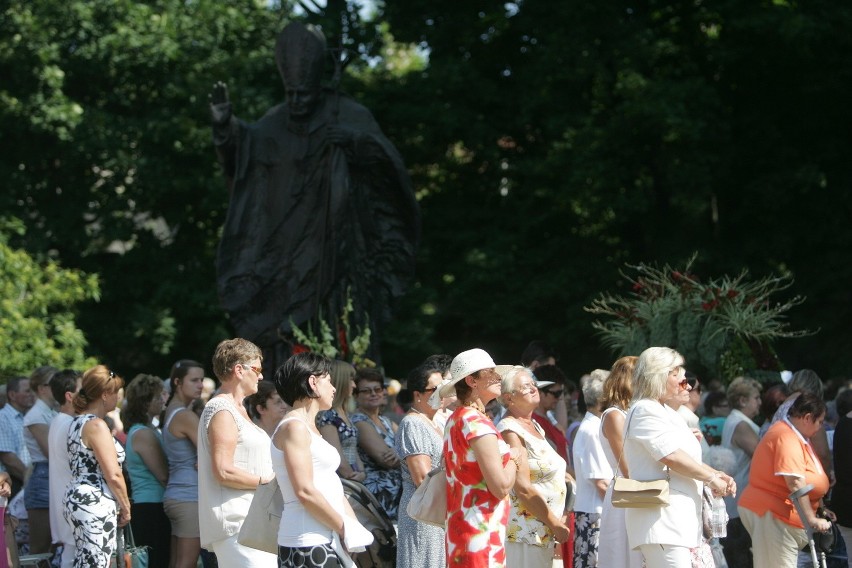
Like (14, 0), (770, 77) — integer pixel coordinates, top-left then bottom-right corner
(637, 543), (691, 567)
(210, 533), (277, 567)
(505, 541), (559, 568)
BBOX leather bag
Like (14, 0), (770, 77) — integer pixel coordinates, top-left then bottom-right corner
(406, 464), (447, 527)
(238, 477), (284, 555)
(610, 407), (670, 509)
(611, 476), (670, 508)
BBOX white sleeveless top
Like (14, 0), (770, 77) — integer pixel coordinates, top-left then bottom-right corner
(273, 416), (345, 547)
(198, 396), (273, 547)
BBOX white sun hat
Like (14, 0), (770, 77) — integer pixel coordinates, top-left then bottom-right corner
(437, 348), (513, 399)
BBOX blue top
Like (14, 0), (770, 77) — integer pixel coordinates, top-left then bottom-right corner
(125, 423), (165, 503)
(162, 406), (199, 502)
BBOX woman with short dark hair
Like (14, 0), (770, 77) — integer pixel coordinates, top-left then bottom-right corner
(272, 352), (367, 567)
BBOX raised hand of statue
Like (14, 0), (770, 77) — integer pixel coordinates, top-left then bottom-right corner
(209, 81), (232, 126)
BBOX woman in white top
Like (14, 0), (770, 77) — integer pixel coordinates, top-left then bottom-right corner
(720, 377), (761, 568)
(198, 338), (276, 567)
(497, 366), (569, 568)
(22, 365), (58, 554)
(598, 356), (643, 568)
(624, 347), (736, 567)
(271, 352), (363, 567)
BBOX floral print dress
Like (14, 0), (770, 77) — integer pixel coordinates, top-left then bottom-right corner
(497, 418), (567, 548)
(64, 414), (126, 568)
(444, 406), (511, 568)
(350, 412), (403, 520)
(317, 409), (360, 471)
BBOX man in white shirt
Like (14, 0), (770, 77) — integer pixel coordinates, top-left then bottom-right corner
(47, 369), (81, 568)
(0, 375), (34, 493)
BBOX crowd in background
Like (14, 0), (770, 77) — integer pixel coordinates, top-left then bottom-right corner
(0, 338), (849, 568)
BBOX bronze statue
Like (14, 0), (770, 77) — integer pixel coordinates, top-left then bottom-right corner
(210, 22), (419, 368)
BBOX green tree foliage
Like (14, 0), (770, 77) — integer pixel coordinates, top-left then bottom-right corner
(1, 0), (851, 379)
(0, 219), (98, 378)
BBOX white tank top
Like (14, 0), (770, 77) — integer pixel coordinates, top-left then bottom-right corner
(272, 416), (345, 547)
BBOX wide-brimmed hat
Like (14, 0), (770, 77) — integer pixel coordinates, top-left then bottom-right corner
(437, 348), (512, 399)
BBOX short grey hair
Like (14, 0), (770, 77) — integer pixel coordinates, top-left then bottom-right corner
(582, 372), (607, 409)
(632, 347), (684, 402)
(500, 366), (533, 404)
(789, 369), (824, 398)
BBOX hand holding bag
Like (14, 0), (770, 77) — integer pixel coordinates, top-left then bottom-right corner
(110, 522), (149, 568)
(238, 477), (284, 555)
(406, 461), (447, 527)
(610, 408), (670, 509)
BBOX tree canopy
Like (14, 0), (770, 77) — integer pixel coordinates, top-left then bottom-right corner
(1, 0), (850, 380)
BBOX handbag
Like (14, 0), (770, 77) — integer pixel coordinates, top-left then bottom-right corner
(238, 477), (284, 555)
(110, 523), (149, 568)
(406, 461), (447, 527)
(610, 408), (670, 509)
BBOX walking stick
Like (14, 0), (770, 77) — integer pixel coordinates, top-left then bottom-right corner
(788, 483), (827, 568)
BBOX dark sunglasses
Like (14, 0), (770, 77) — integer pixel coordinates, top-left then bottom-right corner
(544, 389), (563, 397)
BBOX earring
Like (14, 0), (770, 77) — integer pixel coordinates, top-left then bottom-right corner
(416, 397), (421, 403)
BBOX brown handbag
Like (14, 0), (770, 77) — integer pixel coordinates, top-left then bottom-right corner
(610, 408), (670, 509)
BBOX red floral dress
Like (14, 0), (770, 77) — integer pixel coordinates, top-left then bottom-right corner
(445, 406), (511, 567)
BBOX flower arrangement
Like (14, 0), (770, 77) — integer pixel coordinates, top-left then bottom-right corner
(289, 288), (375, 368)
(584, 254), (814, 382)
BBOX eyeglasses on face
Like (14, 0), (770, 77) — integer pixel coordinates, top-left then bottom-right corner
(422, 386), (439, 394)
(515, 384), (538, 395)
(356, 386), (385, 395)
(678, 378), (691, 391)
(240, 364), (263, 376)
(543, 389), (563, 397)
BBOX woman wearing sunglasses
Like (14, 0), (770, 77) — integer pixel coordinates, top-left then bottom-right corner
(624, 347), (736, 567)
(351, 368), (403, 520)
(394, 362), (447, 568)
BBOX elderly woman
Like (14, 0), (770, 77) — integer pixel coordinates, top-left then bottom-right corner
(123, 373), (171, 567)
(198, 339), (276, 567)
(719, 377), (762, 568)
(22, 365), (58, 555)
(246, 380), (290, 436)
(572, 371), (612, 568)
(351, 368), (403, 519)
(64, 365), (131, 568)
(738, 392), (834, 568)
(394, 362), (446, 568)
(598, 356), (643, 568)
(272, 352), (368, 567)
(317, 360), (366, 482)
(766, 370), (832, 475)
(624, 347), (736, 567)
(162, 359), (205, 568)
(497, 366), (569, 568)
(442, 348), (519, 567)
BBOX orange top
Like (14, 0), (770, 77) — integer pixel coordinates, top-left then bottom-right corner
(739, 420), (829, 529)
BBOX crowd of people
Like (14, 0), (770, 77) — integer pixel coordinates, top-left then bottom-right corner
(0, 339), (849, 568)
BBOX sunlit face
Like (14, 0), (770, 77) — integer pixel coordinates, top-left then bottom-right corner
(538, 383), (564, 412)
(312, 373), (335, 410)
(664, 366), (686, 400)
(473, 368), (503, 403)
(741, 390), (761, 419)
(178, 367), (205, 402)
(103, 388), (120, 413)
(511, 372), (540, 409)
(238, 360), (263, 395)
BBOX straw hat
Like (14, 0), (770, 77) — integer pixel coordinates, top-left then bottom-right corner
(437, 348), (513, 399)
